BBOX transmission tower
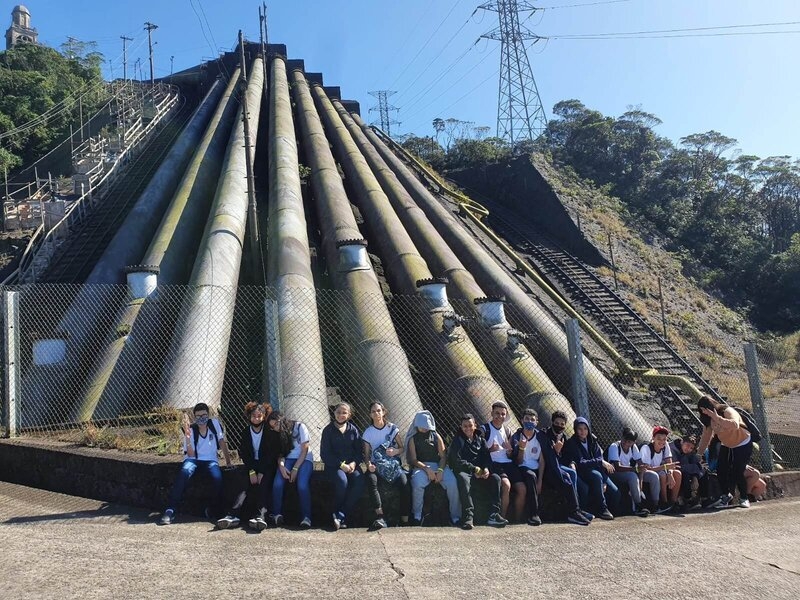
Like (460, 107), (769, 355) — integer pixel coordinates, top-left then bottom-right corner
(368, 90), (400, 138)
(479, 1), (547, 143)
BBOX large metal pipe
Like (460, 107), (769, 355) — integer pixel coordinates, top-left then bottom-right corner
(291, 69), (422, 436)
(75, 71), (242, 422)
(338, 106), (574, 431)
(311, 84), (511, 428)
(265, 56), (328, 447)
(20, 81), (227, 427)
(361, 124), (652, 442)
(160, 58), (265, 412)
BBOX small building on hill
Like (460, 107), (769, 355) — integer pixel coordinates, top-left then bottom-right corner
(5, 4), (39, 50)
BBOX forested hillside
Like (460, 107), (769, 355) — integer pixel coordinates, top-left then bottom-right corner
(0, 42), (106, 173)
(402, 103), (800, 333)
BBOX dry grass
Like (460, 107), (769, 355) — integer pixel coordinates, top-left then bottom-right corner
(528, 152), (800, 405)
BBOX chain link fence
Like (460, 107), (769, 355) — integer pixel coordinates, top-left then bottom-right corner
(1, 283), (798, 471)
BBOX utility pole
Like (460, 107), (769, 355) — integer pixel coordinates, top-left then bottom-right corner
(169, 55), (174, 84)
(120, 35), (133, 81)
(238, 31), (264, 283)
(144, 22), (158, 85)
(368, 90), (400, 138)
(479, 1), (547, 143)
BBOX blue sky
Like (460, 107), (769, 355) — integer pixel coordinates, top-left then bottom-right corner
(9, 0), (799, 158)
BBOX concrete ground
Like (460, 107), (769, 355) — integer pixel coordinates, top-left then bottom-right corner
(0, 481), (798, 600)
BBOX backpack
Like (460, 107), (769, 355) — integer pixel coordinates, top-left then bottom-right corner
(190, 419), (220, 455)
(371, 424), (402, 482)
(732, 407), (762, 443)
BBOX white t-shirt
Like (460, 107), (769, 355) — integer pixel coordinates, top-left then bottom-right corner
(607, 442), (641, 468)
(183, 418), (224, 462)
(486, 422), (512, 463)
(640, 442), (672, 467)
(250, 428), (263, 460)
(518, 434), (542, 470)
(286, 422), (313, 462)
(363, 423), (399, 455)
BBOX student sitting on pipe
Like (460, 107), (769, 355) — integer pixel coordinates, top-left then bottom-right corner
(321, 402), (365, 531)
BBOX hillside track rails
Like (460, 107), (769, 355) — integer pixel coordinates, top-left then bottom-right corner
(447, 189), (724, 438)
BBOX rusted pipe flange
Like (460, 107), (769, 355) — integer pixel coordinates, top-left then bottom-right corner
(124, 264), (161, 274)
(415, 276), (449, 288)
(335, 238), (368, 248)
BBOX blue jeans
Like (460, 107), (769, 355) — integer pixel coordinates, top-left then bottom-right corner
(577, 468), (620, 514)
(272, 458), (313, 521)
(167, 459), (223, 515)
(325, 466), (365, 521)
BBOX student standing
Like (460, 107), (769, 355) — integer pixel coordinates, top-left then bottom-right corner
(320, 402), (365, 530)
(697, 395), (754, 509)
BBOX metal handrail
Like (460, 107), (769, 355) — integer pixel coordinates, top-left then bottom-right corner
(13, 88), (182, 283)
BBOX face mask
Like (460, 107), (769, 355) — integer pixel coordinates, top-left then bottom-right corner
(195, 415), (209, 425)
(552, 424), (565, 434)
(523, 422), (536, 431)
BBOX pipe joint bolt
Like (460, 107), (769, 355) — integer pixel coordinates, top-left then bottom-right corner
(506, 329), (531, 355)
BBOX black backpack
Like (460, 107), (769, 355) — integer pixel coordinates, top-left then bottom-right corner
(732, 407), (762, 443)
(190, 419), (220, 454)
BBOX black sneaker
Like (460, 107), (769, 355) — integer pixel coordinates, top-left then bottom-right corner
(487, 513), (509, 527)
(634, 505), (650, 517)
(159, 509), (175, 526)
(527, 515), (542, 526)
(581, 510), (595, 521)
(597, 508), (614, 520)
(215, 515), (240, 529)
(371, 518), (388, 530)
(461, 519), (474, 530)
(568, 511), (590, 526)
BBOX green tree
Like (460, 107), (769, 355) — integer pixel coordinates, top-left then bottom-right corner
(0, 41), (106, 173)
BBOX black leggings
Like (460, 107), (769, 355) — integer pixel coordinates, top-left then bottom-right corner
(366, 471), (410, 517)
(717, 442), (753, 498)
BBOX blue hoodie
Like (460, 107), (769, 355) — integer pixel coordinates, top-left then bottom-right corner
(562, 417), (605, 476)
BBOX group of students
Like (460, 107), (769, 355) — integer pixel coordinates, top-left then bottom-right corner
(159, 393), (767, 530)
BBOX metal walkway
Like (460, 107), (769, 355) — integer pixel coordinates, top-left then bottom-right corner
(474, 196), (728, 436)
(39, 100), (193, 284)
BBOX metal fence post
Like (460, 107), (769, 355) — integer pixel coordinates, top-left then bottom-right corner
(264, 297), (283, 410)
(565, 318), (591, 421)
(3, 290), (20, 437)
(743, 342), (774, 472)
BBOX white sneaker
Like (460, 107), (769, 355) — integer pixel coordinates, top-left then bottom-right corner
(738, 498), (751, 509)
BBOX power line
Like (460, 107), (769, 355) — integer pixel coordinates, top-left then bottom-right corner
(386, 0), (462, 90)
(549, 30), (800, 40)
(402, 44), (498, 120)
(546, 20), (800, 39)
(540, 0), (635, 9)
(394, 10), (478, 103)
(399, 41), (479, 112)
(370, 0), (437, 90)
